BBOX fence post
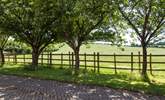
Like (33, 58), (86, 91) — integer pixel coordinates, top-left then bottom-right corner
(72, 52), (74, 69)
(47, 52), (49, 65)
(138, 51), (141, 72)
(97, 52), (100, 73)
(84, 53), (87, 70)
(50, 52), (52, 66)
(114, 53), (117, 74)
(94, 52), (96, 72)
(150, 53), (153, 75)
(69, 52), (71, 68)
(23, 53), (25, 64)
(15, 52), (17, 64)
(41, 52), (43, 65)
(12, 53), (14, 64)
(8, 54), (10, 63)
(61, 53), (63, 68)
(131, 52), (133, 72)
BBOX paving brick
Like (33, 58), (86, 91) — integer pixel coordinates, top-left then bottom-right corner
(0, 75), (164, 100)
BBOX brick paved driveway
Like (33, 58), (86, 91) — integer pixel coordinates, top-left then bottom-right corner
(0, 75), (164, 100)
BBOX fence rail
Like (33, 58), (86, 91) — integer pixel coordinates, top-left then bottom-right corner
(2, 52), (165, 73)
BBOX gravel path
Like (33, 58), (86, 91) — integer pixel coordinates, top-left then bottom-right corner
(0, 75), (164, 100)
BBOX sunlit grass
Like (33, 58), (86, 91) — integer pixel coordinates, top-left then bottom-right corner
(55, 44), (165, 55)
(0, 64), (165, 96)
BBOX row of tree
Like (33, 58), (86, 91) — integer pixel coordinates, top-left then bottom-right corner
(0, 0), (164, 77)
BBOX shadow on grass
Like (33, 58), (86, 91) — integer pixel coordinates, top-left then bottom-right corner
(0, 63), (4, 67)
(0, 65), (164, 96)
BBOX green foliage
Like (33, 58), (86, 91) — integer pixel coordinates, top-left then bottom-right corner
(117, 0), (165, 45)
(44, 43), (65, 52)
(60, 0), (111, 47)
(5, 40), (31, 54)
(0, 0), (63, 53)
(91, 26), (125, 46)
(0, 0), (66, 66)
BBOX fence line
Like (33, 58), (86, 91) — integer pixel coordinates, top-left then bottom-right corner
(2, 52), (165, 73)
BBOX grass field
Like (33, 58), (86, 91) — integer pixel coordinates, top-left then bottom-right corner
(55, 43), (165, 54)
(1, 44), (165, 95)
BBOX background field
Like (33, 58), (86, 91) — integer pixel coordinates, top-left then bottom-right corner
(55, 43), (165, 54)
(5, 44), (165, 73)
(55, 44), (165, 70)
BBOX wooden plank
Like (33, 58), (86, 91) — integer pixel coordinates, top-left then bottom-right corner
(48, 53), (165, 57)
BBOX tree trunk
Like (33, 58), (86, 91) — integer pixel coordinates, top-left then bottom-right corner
(74, 47), (80, 74)
(0, 49), (5, 64)
(32, 47), (40, 70)
(142, 45), (147, 77)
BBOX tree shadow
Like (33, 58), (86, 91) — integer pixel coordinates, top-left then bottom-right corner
(141, 74), (151, 84)
(0, 63), (4, 67)
(0, 66), (164, 96)
(77, 71), (165, 96)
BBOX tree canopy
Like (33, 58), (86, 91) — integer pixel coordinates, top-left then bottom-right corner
(0, 0), (64, 68)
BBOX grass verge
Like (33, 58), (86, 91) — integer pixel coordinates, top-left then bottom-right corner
(0, 64), (165, 96)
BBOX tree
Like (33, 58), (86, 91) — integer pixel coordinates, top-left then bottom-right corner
(117, 0), (165, 77)
(59, 0), (110, 73)
(0, 33), (9, 64)
(92, 25), (124, 45)
(44, 43), (65, 52)
(0, 0), (63, 69)
(5, 39), (32, 54)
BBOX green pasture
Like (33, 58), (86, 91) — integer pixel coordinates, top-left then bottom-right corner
(5, 44), (165, 70)
(56, 44), (165, 54)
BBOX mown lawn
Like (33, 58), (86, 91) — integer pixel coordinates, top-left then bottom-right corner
(0, 64), (165, 96)
(54, 44), (165, 54)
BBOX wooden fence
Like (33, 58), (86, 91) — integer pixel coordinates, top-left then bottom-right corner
(2, 52), (165, 73)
